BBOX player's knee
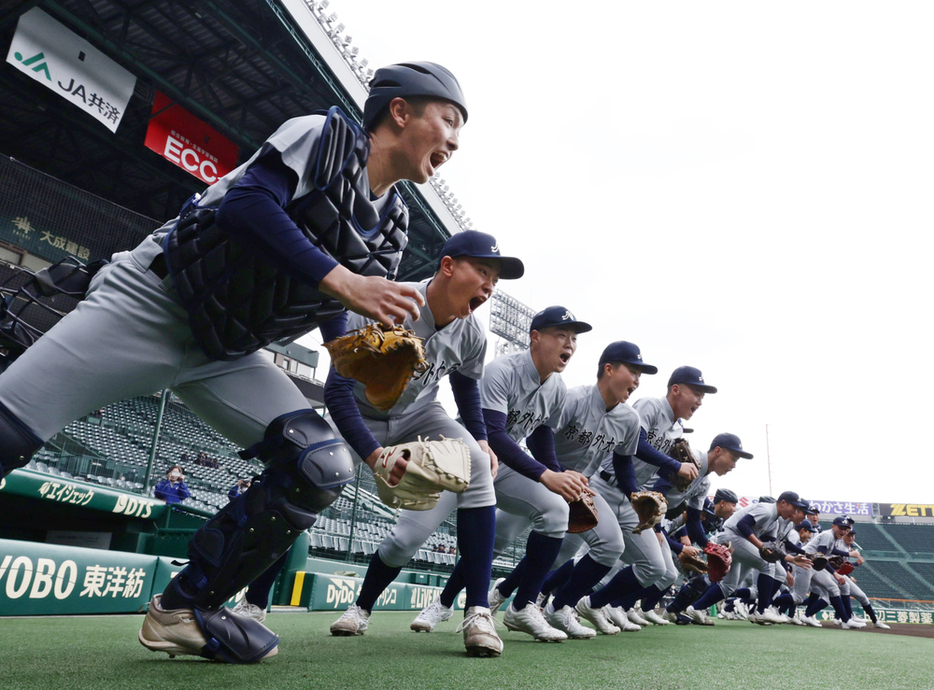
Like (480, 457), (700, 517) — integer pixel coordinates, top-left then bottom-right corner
(378, 525), (435, 568)
(244, 409), (355, 514)
(531, 500), (570, 539)
(635, 559), (665, 585)
(0, 402), (43, 478)
(588, 534), (625, 567)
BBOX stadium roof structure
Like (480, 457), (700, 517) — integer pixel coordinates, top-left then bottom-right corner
(0, 0), (464, 281)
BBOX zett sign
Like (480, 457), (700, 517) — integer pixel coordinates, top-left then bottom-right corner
(144, 91), (239, 184)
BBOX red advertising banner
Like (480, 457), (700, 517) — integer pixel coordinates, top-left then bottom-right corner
(144, 91), (239, 184)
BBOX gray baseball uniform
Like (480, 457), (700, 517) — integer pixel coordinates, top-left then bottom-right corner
(338, 280), (496, 568)
(712, 501), (781, 596)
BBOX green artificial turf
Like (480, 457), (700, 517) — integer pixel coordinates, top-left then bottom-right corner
(1, 612), (930, 690)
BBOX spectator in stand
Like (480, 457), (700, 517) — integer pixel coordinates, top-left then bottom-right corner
(228, 479), (251, 502)
(154, 465), (190, 505)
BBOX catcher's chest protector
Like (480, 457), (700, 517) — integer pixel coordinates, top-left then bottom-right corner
(164, 106), (409, 360)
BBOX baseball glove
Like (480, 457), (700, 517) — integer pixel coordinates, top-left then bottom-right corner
(835, 561), (856, 576)
(809, 553), (829, 571)
(630, 491), (668, 534)
(668, 438), (700, 491)
(758, 541), (787, 563)
(828, 555), (846, 570)
(567, 493), (599, 534)
(704, 542), (733, 582)
(372, 436), (471, 511)
(679, 550), (708, 575)
(324, 324), (428, 411)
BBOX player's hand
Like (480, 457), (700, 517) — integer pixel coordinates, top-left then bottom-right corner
(539, 469), (589, 502)
(365, 446), (407, 485)
(786, 572), (795, 587)
(565, 470), (590, 487)
(680, 536), (693, 547)
(680, 545), (701, 558)
(676, 462), (699, 483)
(789, 554), (812, 569)
(834, 573), (846, 585)
(319, 265), (424, 326)
(478, 439), (498, 480)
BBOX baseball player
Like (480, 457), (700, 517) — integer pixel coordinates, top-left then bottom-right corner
(489, 340), (658, 637)
(586, 433), (750, 627)
(325, 230), (524, 658)
(838, 529), (889, 629)
(795, 516), (867, 629)
(420, 306), (594, 642)
(567, 367), (714, 628)
(807, 506), (823, 532)
(684, 492), (813, 625)
(0, 61), (468, 663)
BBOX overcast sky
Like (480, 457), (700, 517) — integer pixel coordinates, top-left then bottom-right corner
(300, 1), (934, 505)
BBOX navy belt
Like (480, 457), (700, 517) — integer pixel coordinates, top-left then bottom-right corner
(149, 253), (168, 279)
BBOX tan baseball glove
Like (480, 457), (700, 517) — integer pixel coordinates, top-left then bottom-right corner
(324, 324), (428, 410)
(630, 491), (668, 534)
(372, 437), (471, 511)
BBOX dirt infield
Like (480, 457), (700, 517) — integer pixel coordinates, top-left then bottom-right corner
(823, 621), (934, 639)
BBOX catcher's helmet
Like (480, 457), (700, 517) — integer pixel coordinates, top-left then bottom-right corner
(363, 62), (467, 130)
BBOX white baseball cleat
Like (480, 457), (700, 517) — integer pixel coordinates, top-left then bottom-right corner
(330, 604), (370, 636)
(411, 599), (454, 632)
(801, 615), (822, 628)
(627, 608), (651, 627)
(842, 618), (866, 629)
(454, 606), (503, 657)
(872, 621), (891, 629)
(733, 601), (749, 620)
(849, 616), (867, 624)
(684, 606), (714, 626)
(573, 597), (620, 635)
(607, 605), (643, 632)
(503, 602), (567, 642)
(747, 610), (773, 626)
(642, 609), (671, 626)
(545, 602), (597, 639)
(232, 599), (267, 624)
(787, 613), (806, 626)
(488, 578), (509, 614)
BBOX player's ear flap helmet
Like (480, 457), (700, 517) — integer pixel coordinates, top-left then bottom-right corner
(364, 62), (468, 131)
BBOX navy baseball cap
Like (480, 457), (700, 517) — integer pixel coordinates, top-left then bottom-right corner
(807, 505), (820, 515)
(759, 495), (776, 504)
(832, 516), (853, 527)
(438, 231), (524, 280)
(713, 488), (738, 504)
(796, 521), (816, 532)
(598, 341), (658, 374)
(708, 433), (753, 459)
(530, 306), (592, 334)
(777, 491), (801, 506)
(668, 366), (717, 394)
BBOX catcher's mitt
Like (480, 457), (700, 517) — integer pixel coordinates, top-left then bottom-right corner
(809, 553), (829, 571)
(630, 491), (668, 534)
(324, 324), (428, 410)
(704, 542), (733, 582)
(668, 438), (700, 491)
(758, 541), (787, 563)
(567, 493), (599, 533)
(679, 550), (708, 575)
(372, 436), (471, 511)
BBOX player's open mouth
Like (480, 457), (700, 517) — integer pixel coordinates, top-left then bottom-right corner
(559, 353), (571, 363)
(469, 295), (485, 312)
(627, 386), (637, 395)
(430, 152), (447, 169)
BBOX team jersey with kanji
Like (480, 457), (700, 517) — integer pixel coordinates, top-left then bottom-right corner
(553, 383), (640, 476)
(480, 349), (565, 442)
(722, 500), (780, 538)
(344, 280), (487, 419)
(632, 396), (684, 455)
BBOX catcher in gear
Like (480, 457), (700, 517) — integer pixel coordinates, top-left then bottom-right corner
(327, 230), (524, 657)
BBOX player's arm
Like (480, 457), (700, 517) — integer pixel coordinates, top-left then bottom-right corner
(684, 507), (709, 548)
(215, 151), (421, 326)
(636, 428), (697, 482)
(526, 425), (589, 501)
(450, 372), (497, 478)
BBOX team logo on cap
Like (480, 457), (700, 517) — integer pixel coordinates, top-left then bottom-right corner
(491, 243), (499, 252)
(698, 376), (705, 382)
(562, 310), (574, 321)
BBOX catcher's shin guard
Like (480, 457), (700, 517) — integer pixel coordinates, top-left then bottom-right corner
(169, 410), (354, 609)
(0, 402), (43, 478)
